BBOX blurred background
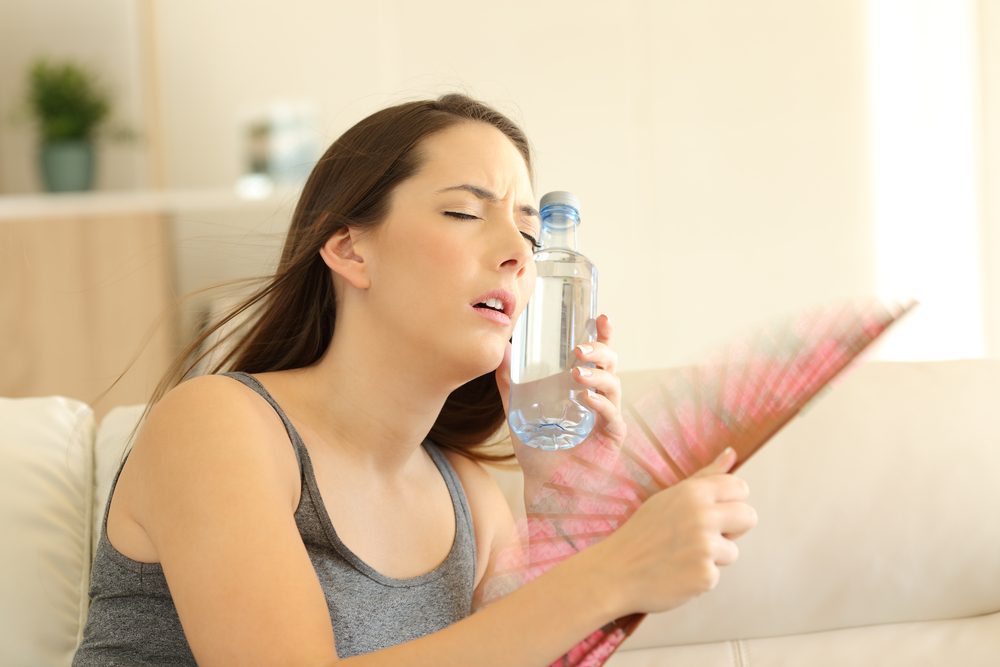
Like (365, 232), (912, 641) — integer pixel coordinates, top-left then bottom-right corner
(0, 0), (996, 419)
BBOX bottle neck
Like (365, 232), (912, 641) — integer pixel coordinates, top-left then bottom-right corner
(539, 205), (580, 251)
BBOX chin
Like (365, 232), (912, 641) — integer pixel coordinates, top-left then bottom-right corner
(465, 339), (506, 379)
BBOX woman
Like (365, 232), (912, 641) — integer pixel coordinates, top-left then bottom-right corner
(73, 94), (757, 666)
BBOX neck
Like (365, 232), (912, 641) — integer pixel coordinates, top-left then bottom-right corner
(280, 308), (476, 478)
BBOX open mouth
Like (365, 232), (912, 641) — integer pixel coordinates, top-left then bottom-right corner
(470, 289), (516, 318)
(474, 302), (506, 314)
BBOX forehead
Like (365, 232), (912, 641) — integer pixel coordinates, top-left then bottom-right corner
(412, 121), (533, 195)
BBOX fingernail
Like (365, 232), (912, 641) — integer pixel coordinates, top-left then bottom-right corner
(719, 446), (734, 460)
(577, 366), (593, 377)
(577, 344), (593, 355)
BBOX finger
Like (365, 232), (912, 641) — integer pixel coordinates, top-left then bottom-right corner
(710, 475), (750, 503)
(574, 340), (618, 373)
(572, 366), (621, 408)
(692, 447), (737, 478)
(595, 313), (613, 345)
(717, 502), (759, 539)
(581, 389), (628, 439)
(712, 534), (740, 567)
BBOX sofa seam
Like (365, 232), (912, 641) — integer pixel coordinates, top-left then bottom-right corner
(729, 638), (749, 666)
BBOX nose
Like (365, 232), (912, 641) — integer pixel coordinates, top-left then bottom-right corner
(497, 222), (535, 278)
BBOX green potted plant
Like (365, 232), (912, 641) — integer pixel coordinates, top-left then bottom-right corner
(26, 58), (111, 192)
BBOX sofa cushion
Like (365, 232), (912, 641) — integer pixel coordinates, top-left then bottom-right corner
(607, 609), (1000, 666)
(92, 404), (148, 557)
(0, 396), (94, 667)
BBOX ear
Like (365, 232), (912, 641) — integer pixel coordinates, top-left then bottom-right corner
(319, 227), (371, 290)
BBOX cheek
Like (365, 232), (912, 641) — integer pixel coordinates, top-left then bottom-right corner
(402, 233), (467, 300)
(521, 261), (537, 299)
(417, 237), (465, 282)
(392, 224), (451, 268)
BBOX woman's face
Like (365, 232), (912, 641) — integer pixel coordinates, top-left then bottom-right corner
(359, 121), (539, 380)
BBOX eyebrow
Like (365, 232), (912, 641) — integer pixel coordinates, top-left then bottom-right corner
(436, 184), (540, 219)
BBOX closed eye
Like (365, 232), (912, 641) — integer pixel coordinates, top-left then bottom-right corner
(444, 212), (541, 251)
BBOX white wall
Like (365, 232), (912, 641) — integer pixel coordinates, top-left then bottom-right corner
(145, 0), (880, 369)
(983, 0), (1000, 357)
(3, 0), (994, 370)
(867, 0), (986, 360)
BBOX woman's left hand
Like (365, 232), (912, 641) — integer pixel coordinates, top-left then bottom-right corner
(494, 314), (628, 487)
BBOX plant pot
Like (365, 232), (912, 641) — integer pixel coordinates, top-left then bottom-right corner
(40, 140), (95, 192)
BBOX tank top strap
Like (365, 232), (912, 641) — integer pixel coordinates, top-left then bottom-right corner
(219, 371), (305, 469)
(421, 441), (476, 546)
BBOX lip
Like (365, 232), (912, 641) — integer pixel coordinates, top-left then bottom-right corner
(470, 288), (517, 319)
(471, 305), (512, 326)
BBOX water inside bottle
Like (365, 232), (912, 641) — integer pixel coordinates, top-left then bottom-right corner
(509, 254), (598, 450)
(508, 370), (596, 450)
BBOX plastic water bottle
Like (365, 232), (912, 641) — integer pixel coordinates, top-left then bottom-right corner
(508, 191), (598, 450)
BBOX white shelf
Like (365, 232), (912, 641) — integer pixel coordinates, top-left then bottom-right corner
(0, 185), (303, 221)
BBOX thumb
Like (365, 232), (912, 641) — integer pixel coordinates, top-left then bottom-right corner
(495, 340), (512, 416)
(693, 446), (737, 478)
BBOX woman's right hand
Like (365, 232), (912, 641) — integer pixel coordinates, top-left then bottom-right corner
(589, 447), (758, 616)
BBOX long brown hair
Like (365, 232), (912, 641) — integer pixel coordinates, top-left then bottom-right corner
(111, 94), (533, 466)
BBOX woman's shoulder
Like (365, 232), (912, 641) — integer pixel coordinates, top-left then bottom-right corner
(147, 373), (285, 433)
(159, 371), (258, 406)
(130, 374), (301, 514)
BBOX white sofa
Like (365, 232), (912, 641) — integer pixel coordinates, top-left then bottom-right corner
(2, 360), (998, 666)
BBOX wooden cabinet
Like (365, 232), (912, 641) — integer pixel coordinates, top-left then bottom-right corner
(1, 203), (178, 422)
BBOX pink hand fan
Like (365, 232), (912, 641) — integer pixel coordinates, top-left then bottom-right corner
(480, 298), (916, 666)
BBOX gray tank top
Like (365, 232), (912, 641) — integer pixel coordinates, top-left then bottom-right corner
(73, 371), (477, 664)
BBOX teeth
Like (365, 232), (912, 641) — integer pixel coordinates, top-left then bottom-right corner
(481, 297), (505, 312)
